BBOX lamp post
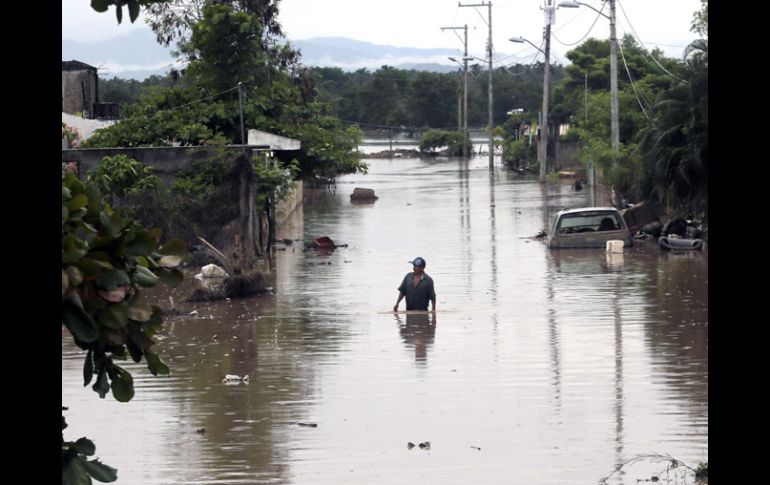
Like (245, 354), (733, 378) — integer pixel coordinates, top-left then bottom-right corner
(510, 29), (551, 184)
(559, 0), (619, 153)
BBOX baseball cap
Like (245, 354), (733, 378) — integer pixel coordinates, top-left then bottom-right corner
(409, 257), (426, 267)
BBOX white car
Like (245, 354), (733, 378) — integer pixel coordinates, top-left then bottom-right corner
(547, 207), (631, 249)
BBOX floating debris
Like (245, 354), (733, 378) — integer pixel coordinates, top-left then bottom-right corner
(196, 428), (206, 434)
(296, 422), (318, 428)
(222, 374), (250, 384)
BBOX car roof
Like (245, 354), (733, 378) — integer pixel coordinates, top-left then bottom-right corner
(555, 207), (620, 216)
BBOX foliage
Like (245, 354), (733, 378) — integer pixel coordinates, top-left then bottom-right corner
(253, 152), (299, 210)
(99, 74), (187, 105)
(62, 173), (187, 483)
(307, 63), (562, 131)
(638, 39), (708, 221)
(62, 408), (118, 484)
(90, 2), (366, 183)
(691, 0), (708, 37)
(90, 0), (160, 24)
(63, 123), (82, 148)
(419, 129), (463, 155)
(86, 155), (159, 201)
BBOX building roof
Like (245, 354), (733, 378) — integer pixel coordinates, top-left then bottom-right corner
(62, 60), (97, 72)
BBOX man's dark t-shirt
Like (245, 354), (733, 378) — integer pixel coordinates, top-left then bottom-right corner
(398, 272), (436, 310)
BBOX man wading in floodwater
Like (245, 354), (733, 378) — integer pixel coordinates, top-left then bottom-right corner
(393, 257), (436, 312)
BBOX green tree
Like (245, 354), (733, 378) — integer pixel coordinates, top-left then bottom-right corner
(638, 39), (708, 221)
(62, 174), (187, 484)
(419, 129), (463, 155)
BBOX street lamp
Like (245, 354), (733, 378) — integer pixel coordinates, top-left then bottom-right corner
(558, 0), (619, 153)
(510, 31), (551, 184)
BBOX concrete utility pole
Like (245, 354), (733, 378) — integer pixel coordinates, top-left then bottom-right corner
(541, 3), (553, 183)
(510, 17), (552, 183)
(442, 24), (470, 158)
(608, 0), (619, 152)
(559, 0), (619, 151)
(460, 1), (494, 168)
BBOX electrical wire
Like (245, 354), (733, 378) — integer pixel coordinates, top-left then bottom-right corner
(618, 40), (649, 120)
(616, 0), (686, 83)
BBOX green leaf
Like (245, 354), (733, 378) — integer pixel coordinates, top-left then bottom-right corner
(84, 458), (118, 483)
(128, 304), (153, 322)
(128, 0), (140, 22)
(98, 302), (129, 329)
(68, 194), (89, 212)
(124, 231), (157, 256)
(99, 210), (114, 236)
(83, 349), (94, 386)
(96, 269), (130, 291)
(66, 266), (84, 288)
(73, 437), (95, 456)
(145, 350), (170, 376)
(62, 454), (91, 485)
(90, 0), (110, 13)
(156, 268), (184, 287)
(159, 239), (187, 256)
(158, 255), (182, 268)
(134, 265), (160, 287)
(109, 365), (135, 402)
(62, 300), (98, 343)
(92, 367), (109, 398)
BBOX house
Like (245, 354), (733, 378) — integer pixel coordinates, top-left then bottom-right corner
(62, 60), (120, 120)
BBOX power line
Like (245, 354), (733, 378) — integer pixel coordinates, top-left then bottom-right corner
(616, 0), (686, 83)
(618, 40), (649, 120)
(551, 1), (607, 47)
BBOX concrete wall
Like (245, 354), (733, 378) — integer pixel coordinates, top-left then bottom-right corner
(62, 146), (252, 185)
(553, 139), (580, 171)
(275, 180), (304, 227)
(62, 69), (97, 117)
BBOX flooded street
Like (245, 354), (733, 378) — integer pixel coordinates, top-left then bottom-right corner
(62, 154), (708, 484)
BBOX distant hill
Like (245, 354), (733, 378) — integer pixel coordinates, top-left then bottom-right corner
(62, 29), (178, 80)
(292, 37), (461, 72)
(62, 31), (477, 80)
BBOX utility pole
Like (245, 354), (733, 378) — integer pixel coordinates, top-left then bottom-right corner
(442, 25), (470, 158)
(460, 1), (493, 168)
(539, 1), (553, 183)
(608, 0), (619, 152)
(559, 1), (618, 151)
(237, 82), (246, 153)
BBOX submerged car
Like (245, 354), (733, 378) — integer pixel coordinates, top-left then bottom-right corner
(547, 207), (631, 249)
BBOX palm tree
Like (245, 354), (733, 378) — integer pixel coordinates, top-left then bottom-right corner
(639, 39), (708, 223)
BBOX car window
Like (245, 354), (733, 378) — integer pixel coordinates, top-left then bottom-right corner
(556, 212), (622, 234)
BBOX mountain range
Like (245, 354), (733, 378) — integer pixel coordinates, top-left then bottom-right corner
(62, 30), (476, 80)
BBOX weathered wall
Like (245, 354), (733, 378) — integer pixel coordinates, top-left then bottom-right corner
(62, 70), (97, 117)
(552, 139), (580, 172)
(276, 180), (304, 227)
(62, 147), (250, 186)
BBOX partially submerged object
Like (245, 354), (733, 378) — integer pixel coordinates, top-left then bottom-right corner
(222, 374), (250, 384)
(547, 207), (632, 249)
(350, 187), (379, 202)
(658, 236), (705, 251)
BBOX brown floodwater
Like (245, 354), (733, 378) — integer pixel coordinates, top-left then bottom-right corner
(62, 155), (707, 484)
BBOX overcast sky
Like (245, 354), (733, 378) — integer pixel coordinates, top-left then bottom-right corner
(62, 0), (703, 66)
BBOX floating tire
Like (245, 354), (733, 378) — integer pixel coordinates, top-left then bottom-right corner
(658, 236), (704, 251)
